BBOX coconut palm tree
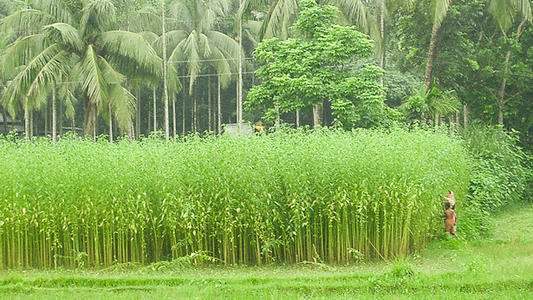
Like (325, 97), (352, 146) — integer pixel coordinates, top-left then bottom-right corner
(488, 0), (531, 124)
(159, 0), (240, 133)
(423, 0), (453, 90)
(0, 0), (161, 139)
(120, 2), (180, 139)
(336, 0), (415, 76)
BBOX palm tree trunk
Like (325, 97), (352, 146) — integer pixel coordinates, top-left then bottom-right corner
(148, 100), (152, 133)
(172, 94), (176, 138)
(93, 107), (97, 141)
(194, 95), (197, 132)
(52, 86), (57, 142)
(379, 0), (386, 85)
(128, 123), (134, 140)
(191, 93), (195, 132)
(235, 80), (239, 124)
(24, 103), (30, 139)
(29, 110), (33, 138)
(313, 103), (322, 128)
(208, 76), (212, 132)
(217, 75), (222, 134)
(108, 102), (113, 142)
(237, 4), (244, 130)
(44, 99), (48, 136)
(136, 90), (141, 139)
(153, 88), (157, 131)
(497, 50), (510, 125)
(497, 20), (527, 126)
(275, 106), (280, 127)
(161, 0), (169, 140)
(463, 104), (468, 128)
(182, 93), (186, 135)
(59, 98), (63, 136)
(424, 22), (440, 90)
(84, 101), (96, 138)
(1, 109), (7, 132)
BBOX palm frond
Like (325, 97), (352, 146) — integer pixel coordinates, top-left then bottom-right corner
(1, 34), (46, 79)
(518, 0), (532, 22)
(139, 31), (159, 46)
(261, 0), (299, 39)
(30, 0), (73, 24)
(57, 80), (78, 120)
(25, 50), (69, 101)
(155, 30), (188, 56)
(79, 44), (108, 106)
(80, 0), (116, 38)
(99, 56), (126, 85)
(0, 9), (54, 35)
(97, 57), (134, 131)
(489, 0), (532, 33)
(44, 23), (83, 53)
(183, 31), (201, 94)
(206, 30), (240, 62)
(124, 5), (161, 33)
(99, 30), (162, 77)
(433, 0), (452, 28)
(108, 84), (135, 131)
(332, 0), (369, 32)
(2, 44), (62, 116)
(166, 64), (181, 95)
(209, 47), (232, 88)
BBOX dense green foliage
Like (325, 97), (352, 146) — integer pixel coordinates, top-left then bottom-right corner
(0, 129), (470, 268)
(247, 0), (385, 128)
(0, 0), (530, 149)
(459, 126), (529, 238)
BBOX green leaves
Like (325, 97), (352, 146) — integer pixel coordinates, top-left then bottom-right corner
(100, 30), (162, 78)
(2, 43), (66, 116)
(44, 23), (83, 52)
(79, 45), (107, 107)
(247, 0), (384, 127)
(80, 0), (116, 38)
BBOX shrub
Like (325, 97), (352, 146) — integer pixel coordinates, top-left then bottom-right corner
(460, 125), (528, 238)
(0, 129), (470, 268)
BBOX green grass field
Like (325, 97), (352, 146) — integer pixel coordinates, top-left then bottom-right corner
(0, 203), (531, 299)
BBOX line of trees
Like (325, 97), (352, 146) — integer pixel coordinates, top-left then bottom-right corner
(0, 0), (531, 146)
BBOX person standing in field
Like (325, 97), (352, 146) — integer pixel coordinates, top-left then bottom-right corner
(446, 191), (456, 209)
(444, 202), (457, 235)
(443, 191), (457, 235)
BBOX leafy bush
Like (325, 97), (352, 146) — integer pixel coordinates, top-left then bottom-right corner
(0, 129), (470, 269)
(460, 126), (528, 238)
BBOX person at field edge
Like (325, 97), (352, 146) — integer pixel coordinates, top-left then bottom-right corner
(445, 191), (457, 233)
(444, 202), (457, 235)
(446, 191), (456, 209)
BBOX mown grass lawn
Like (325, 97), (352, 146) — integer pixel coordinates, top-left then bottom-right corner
(1, 204), (532, 299)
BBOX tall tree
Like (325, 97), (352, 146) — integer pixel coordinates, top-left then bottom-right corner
(247, 0), (385, 128)
(161, 0), (170, 139)
(424, 0), (453, 90)
(1, 0), (161, 138)
(488, 0), (531, 124)
(159, 0), (240, 133)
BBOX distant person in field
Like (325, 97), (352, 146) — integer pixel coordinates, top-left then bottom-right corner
(444, 202), (457, 235)
(446, 191), (456, 209)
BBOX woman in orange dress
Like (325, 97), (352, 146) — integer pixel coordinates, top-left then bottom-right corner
(444, 202), (456, 235)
